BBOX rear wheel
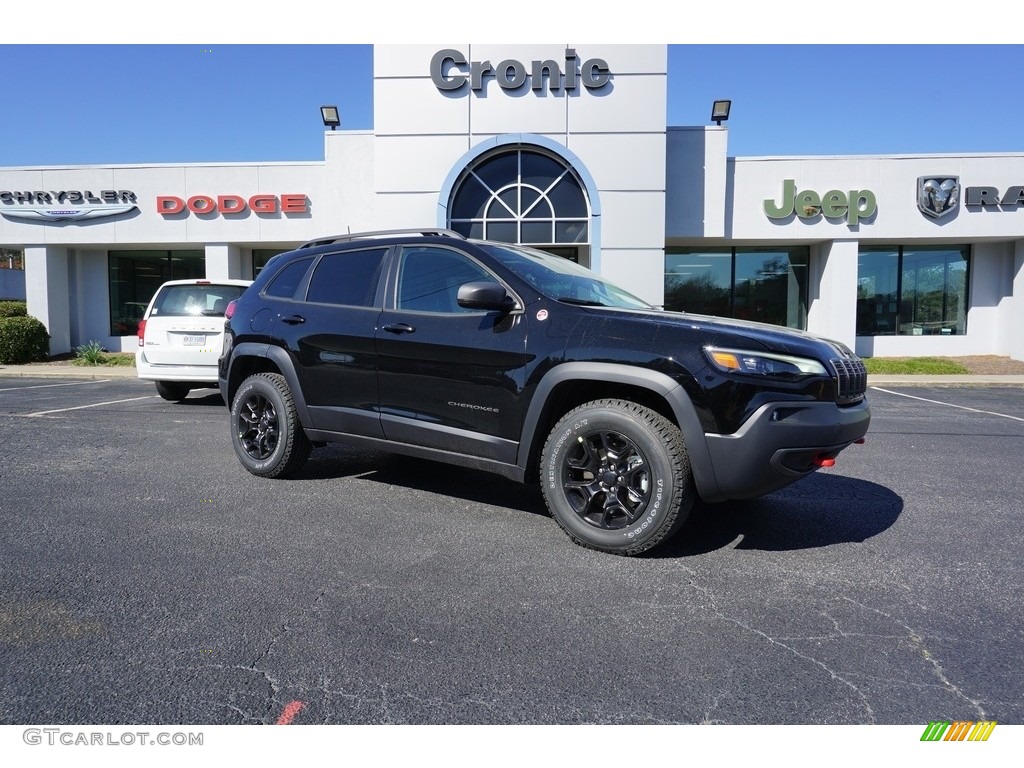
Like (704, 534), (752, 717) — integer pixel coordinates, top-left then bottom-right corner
(155, 381), (190, 402)
(230, 372), (311, 478)
(539, 399), (695, 555)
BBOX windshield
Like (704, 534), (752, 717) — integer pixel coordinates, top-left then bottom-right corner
(478, 243), (653, 310)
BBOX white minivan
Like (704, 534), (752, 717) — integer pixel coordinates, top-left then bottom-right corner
(136, 279), (252, 401)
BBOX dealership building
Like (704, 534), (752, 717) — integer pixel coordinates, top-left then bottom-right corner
(2, 44), (1022, 361)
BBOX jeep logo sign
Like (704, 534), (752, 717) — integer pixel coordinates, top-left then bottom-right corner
(430, 48), (611, 94)
(764, 180), (877, 226)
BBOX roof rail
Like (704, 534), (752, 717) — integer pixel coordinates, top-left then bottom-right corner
(299, 228), (467, 249)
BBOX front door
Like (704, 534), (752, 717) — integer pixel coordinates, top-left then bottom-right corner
(374, 245), (531, 464)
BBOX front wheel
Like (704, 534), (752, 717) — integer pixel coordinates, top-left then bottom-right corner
(539, 399), (695, 555)
(230, 372), (311, 478)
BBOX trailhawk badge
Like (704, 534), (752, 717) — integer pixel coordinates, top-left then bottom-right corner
(917, 176), (960, 219)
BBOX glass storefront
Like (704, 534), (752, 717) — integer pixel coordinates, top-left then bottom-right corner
(108, 250), (204, 335)
(857, 246), (970, 336)
(665, 246), (809, 329)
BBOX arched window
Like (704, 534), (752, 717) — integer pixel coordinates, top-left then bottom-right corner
(448, 147), (589, 248)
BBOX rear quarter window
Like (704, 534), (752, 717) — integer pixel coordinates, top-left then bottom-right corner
(264, 258), (313, 300)
(306, 248), (387, 307)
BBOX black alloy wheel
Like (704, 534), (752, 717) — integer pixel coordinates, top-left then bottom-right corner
(562, 429), (652, 530)
(237, 392), (279, 461)
(230, 372), (311, 478)
(540, 399), (695, 555)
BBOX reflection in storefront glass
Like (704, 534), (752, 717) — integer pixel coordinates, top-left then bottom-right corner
(856, 246), (969, 336)
(108, 250), (203, 336)
(664, 247), (808, 329)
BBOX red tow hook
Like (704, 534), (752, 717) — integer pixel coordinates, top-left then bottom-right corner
(813, 456), (836, 468)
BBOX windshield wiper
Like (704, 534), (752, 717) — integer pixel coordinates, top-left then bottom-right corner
(556, 297), (607, 307)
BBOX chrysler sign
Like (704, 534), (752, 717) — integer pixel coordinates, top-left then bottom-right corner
(0, 189), (138, 222)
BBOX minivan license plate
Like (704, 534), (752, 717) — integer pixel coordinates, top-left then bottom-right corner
(182, 334), (206, 346)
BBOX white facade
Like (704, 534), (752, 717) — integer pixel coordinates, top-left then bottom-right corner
(1, 44), (1022, 360)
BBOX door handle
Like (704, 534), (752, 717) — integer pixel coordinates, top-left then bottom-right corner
(281, 315), (306, 325)
(382, 322), (416, 334)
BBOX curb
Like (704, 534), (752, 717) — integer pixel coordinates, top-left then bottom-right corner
(0, 365), (139, 379)
(867, 375), (1024, 386)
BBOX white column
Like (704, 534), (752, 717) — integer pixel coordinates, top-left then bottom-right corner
(1011, 240), (1024, 362)
(204, 243), (243, 280)
(24, 245), (71, 355)
(807, 239), (858, 349)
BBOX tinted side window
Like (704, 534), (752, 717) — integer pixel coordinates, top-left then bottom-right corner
(264, 258), (312, 299)
(306, 248), (387, 307)
(397, 247), (492, 313)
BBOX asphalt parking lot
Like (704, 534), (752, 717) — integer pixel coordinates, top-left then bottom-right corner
(0, 377), (1022, 726)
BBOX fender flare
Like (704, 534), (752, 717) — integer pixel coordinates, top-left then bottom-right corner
(518, 363), (722, 501)
(227, 343), (313, 427)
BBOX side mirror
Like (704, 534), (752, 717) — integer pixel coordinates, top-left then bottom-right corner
(456, 281), (516, 313)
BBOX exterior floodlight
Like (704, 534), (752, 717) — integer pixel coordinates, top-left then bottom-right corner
(321, 105), (341, 130)
(711, 100), (731, 126)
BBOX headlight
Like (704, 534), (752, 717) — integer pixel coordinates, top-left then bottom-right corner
(705, 346), (828, 378)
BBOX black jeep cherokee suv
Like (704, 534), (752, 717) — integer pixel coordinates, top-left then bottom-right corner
(219, 229), (869, 556)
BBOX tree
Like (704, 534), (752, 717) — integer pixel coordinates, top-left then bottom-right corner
(0, 248), (24, 270)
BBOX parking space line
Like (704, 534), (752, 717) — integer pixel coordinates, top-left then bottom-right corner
(0, 379), (113, 392)
(870, 386), (1024, 422)
(25, 395), (159, 417)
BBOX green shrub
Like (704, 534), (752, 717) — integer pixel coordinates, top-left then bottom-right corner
(862, 357), (970, 375)
(73, 340), (106, 366)
(0, 316), (51, 364)
(70, 341), (136, 367)
(0, 300), (27, 318)
(104, 353), (137, 367)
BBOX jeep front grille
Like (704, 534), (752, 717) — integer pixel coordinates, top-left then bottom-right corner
(830, 357), (867, 404)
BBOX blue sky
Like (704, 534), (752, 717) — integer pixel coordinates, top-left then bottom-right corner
(1, 7), (1020, 167)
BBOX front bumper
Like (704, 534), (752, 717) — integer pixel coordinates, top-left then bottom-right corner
(702, 398), (870, 501)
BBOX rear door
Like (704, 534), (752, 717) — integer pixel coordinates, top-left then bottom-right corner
(274, 246), (389, 438)
(143, 282), (247, 366)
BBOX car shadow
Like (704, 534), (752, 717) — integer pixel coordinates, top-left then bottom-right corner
(297, 446), (549, 516)
(651, 473), (904, 558)
(297, 447), (903, 545)
(177, 391), (227, 407)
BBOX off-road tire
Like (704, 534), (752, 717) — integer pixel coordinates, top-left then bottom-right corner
(230, 372), (311, 478)
(539, 398), (694, 555)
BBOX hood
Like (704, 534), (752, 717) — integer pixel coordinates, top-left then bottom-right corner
(583, 306), (853, 360)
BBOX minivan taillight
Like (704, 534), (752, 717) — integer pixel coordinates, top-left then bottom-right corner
(137, 319), (146, 347)
(224, 300), (237, 320)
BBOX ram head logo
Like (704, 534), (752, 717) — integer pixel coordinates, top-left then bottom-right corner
(918, 176), (960, 219)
